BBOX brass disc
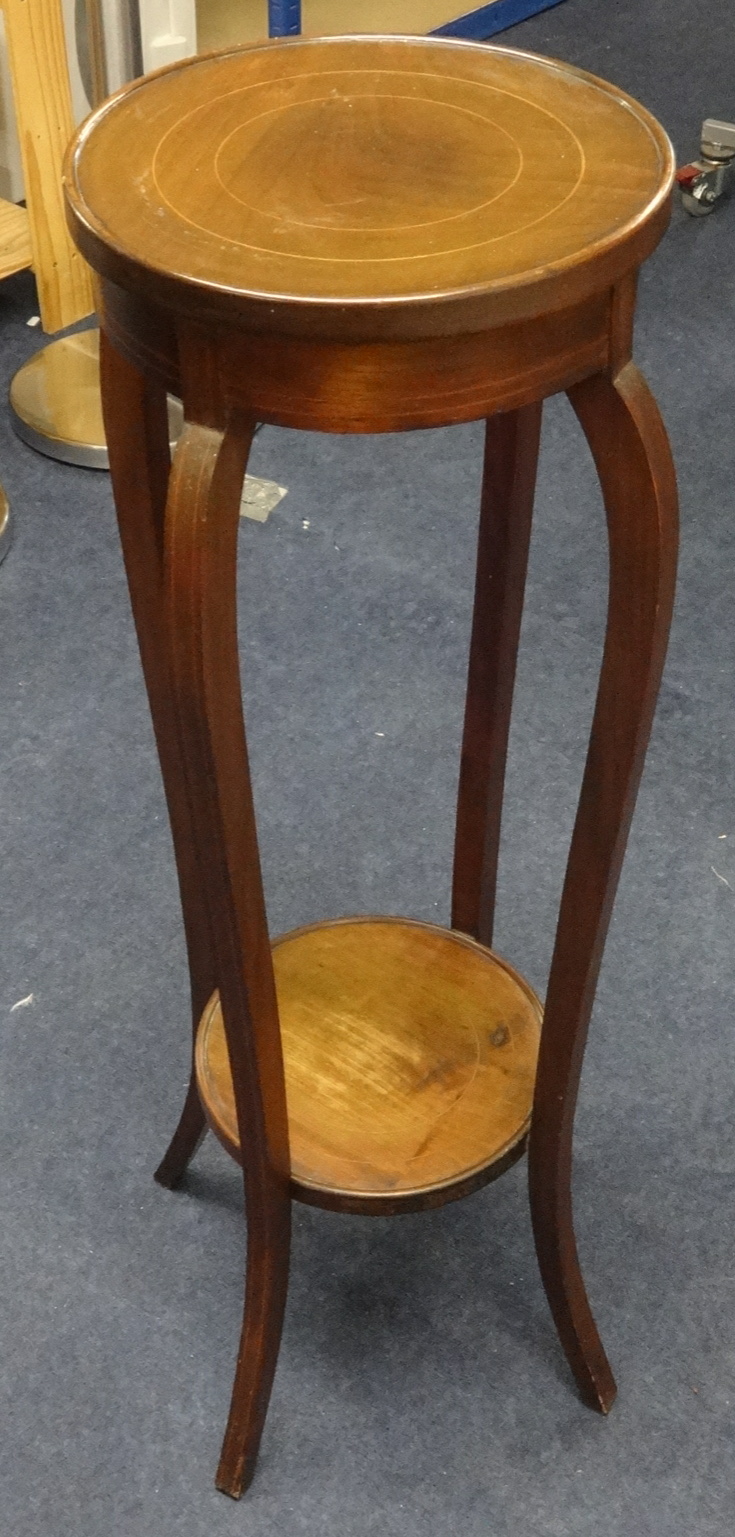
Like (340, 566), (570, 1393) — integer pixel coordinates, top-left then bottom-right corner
(196, 916), (542, 1212)
(9, 329), (183, 469)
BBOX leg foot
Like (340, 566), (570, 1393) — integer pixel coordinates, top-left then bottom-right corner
(154, 1078), (207, 1189)
(215, 1198), (291, 1497)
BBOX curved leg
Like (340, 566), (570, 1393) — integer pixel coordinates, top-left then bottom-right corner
(100, 333), (211, 1185)
(528, 362), (678, 1411)
(163, 377), (291, 1497)
(452, 403), (542, 946)
(154, 1076), (208, 1188)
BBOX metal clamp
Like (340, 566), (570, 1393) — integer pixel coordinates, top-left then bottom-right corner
(677, 118), (735, 215)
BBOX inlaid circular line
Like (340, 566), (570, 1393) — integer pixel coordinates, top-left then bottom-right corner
(148, 68), (586, 265)
(211, 93), (524, 233)
(69, 48), (672, 300)
(147, 163), (586, 269)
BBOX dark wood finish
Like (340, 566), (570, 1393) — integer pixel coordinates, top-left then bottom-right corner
(99, 333), (210, 1186)
(528, 359), (678, 1412)
(65, 35), (673, 339)
(98, 280), (612, 432)
(67, 35), (679, 1496)
(452, 403), (542, 947)
(162, 338), (290, 1497)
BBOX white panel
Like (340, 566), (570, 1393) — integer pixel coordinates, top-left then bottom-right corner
(100, 0), (136, 91)
(138, 0), (197, 72)
(0, 14), (24, 203)
(64, 0), (92, 121)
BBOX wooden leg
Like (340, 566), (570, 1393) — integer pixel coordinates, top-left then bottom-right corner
(162, 399), (291, 1497)
(100, 333), (212, 1185)
(528, 362), (678, 1411)
(216, 1197), (291, 1496)
(452, 403), (542, 947)
(154, 1076), (208, 1188)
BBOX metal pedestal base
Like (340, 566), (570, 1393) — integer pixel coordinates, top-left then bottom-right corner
(9, 328), (183, 468)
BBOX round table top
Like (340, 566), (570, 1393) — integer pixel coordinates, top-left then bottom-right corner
(65, 35), (674, 339)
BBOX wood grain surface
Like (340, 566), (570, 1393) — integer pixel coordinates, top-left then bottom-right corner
(77, 35), (679, 1495)
(3, 0), (93, 331)
(196, 917), (542, 1210)
(65, 35), (674, 338)
(0, 196), (31, 280)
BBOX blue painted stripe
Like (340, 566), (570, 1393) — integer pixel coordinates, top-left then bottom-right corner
(432, 0), (567, 40)
(268, 0), (567, 43)
(268, 0), (301, 37)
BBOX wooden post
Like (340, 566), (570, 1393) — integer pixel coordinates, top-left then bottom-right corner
(2, 0), (94, 332)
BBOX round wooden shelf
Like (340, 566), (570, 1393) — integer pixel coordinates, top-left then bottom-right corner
(195, 916), (542, 1212)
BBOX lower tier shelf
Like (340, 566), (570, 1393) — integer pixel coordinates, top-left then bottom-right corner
(195, 916), (542, 1212)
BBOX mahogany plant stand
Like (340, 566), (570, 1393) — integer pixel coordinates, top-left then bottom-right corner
(64, 34), (679, 1498)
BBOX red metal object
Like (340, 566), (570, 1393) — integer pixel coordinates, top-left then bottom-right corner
(676, 163), (703, 189)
